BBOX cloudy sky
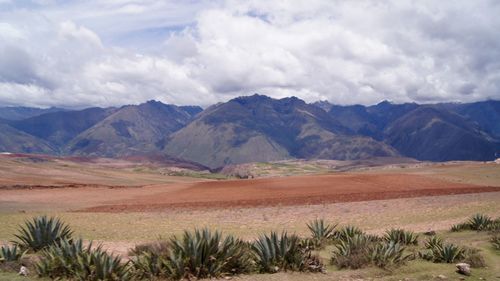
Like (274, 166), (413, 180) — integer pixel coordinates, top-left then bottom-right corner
(0, 0), (499, 108)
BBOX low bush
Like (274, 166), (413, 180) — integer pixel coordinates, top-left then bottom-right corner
(253, 231), (323, 273)
(14, 215), (73, 252)
(462, 247), (486, 268)
(491, 234), (500, 250)
(384, 228), (419, 245)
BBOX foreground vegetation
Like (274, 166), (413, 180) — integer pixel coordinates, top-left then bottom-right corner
(1, 214), (499, 280)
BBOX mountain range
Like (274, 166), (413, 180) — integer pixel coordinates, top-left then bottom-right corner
(0, 95), (499, 168)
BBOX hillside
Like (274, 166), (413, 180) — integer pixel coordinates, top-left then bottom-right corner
(0, 123), (55, 154)
(384, 106), (499, 161)
(9, 107), (116, 148)
(316, 101), (500, 161)
(163, 95), (397, 168)
(66, 101), (201, 156)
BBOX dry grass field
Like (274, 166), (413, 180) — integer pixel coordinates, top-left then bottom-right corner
(1, 154), (499, 280)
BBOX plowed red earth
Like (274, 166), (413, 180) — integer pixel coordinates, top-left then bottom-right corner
(83, 173), (500, 212)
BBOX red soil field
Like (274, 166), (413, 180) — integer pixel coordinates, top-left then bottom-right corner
(83, 173), (500, 212)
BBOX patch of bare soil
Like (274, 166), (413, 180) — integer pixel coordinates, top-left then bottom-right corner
(82, 173), (500, 212)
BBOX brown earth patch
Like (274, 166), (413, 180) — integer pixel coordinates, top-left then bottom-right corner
(82, 173), (500, 212)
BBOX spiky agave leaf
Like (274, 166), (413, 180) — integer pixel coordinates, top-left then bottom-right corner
(334, 226), (364, 242)
(73, 248), (130, 281)
(36, 238), (91, 278)
(424, 236), (443, 250)
(163, 228), (252, 280)
(330, 234), (371, 269)
(383, 228), (419, 245)
(369, 241), (411, 268)
(252, 231), (323, 273)
(468, 214), (494, 231)
(0, 244), (26, 262)
(306, 219), (336, 248)
(13, 215), (73, 252)
(36, 238), (130, 280)
(420, 241), (465, 263)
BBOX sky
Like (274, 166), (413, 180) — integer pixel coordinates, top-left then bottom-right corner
(0, 0), (499, 108)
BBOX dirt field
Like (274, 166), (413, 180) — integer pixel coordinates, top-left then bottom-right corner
(1, 153), (499, 213)
(82, 172), (500, 212)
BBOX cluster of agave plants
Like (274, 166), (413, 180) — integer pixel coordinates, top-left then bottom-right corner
(0, 214), (498, 280)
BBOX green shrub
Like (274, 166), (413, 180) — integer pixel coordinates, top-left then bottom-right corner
(306, 219), (336, 248)
(369, 241), (411, 269)
(253, 231), (323, 273)
(163, 228), (253, 279)
(331, 234), (371, 269)
(36, 238), (130, 281)
(14, 216), (73, 252)
(0, 245), (25, 262)
(384, 228), (419, 245)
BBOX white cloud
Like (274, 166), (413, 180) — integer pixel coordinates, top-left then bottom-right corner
(0, 0), (499, 108)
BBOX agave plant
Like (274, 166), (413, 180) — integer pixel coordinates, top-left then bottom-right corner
(73, 248), (130, 281)
(36, 238), (91, 279)
(450, 223), (470, 232)
(420, 242), (465, 263)
(334, 226), (364, 242)
(0, 244), (25, 262)
(306, 219), (336, 248)
(131, 251), (168, 279)
(14, 216), (73, 252)
(252, 231), (323, 273)
(424, 236), (444, 249)
(369, 241), (411, 268)
(468, 214), (494, 231)
(384, 228), (419, 245)
(162, 228), (253, 280)
(36, 238), (130, 281)
(331, 234), (371, 269)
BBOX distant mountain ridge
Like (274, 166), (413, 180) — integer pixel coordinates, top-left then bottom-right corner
(0, 96), (499, 167)
(314, 99), (500, 161)
(0, 106), (67, 120)
(162, 94), (397, 168)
